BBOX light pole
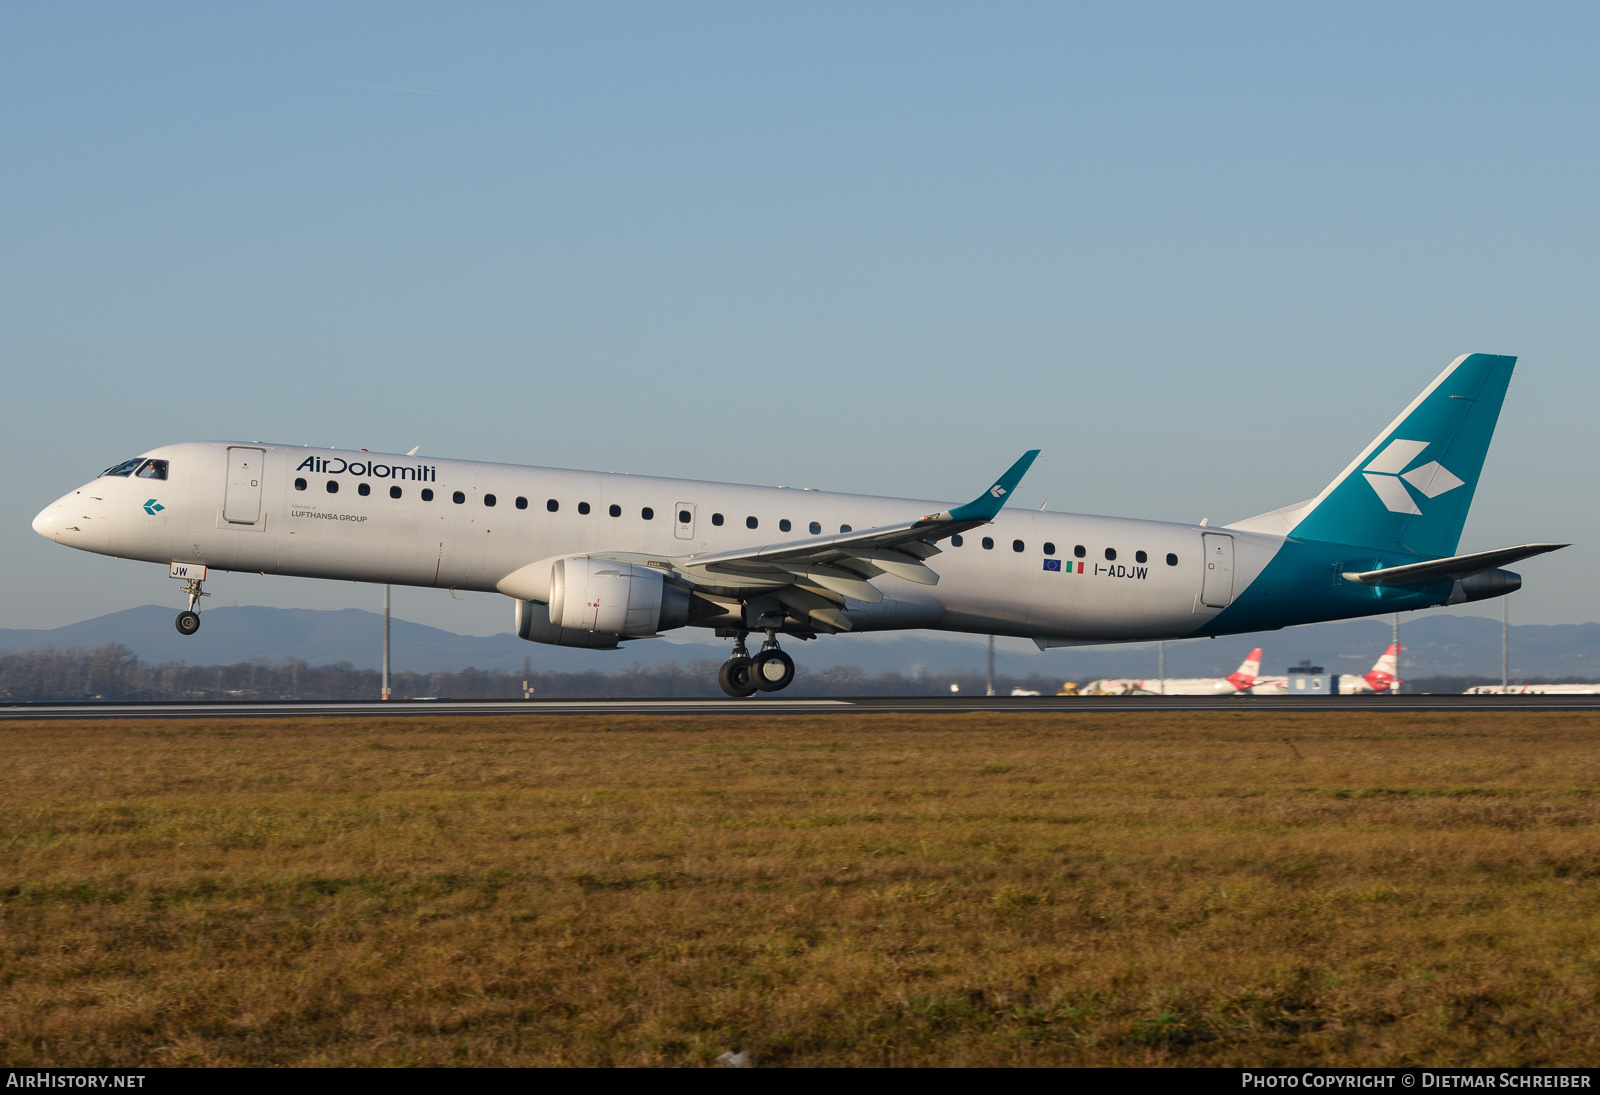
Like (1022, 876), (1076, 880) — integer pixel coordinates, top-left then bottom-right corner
(382, 584), (391, 701)
(1502, 597), (1509, 691)
(1392, 613), (1400, 697)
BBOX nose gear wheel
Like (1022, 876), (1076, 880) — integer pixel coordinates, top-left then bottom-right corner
(174, 576), (208, 636)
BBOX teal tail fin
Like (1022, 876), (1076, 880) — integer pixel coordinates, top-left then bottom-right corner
(1230, 353), (1515, 557)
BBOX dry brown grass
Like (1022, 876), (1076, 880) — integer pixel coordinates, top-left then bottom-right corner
(2, 711), (1599, 1066)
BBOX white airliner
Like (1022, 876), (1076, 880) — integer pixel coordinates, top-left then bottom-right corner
(1250, 642), (1403, 695)
(1085, 648), (1262, 696)
(32, 353), (1566, 696)
(1463, 683), (1600, 695)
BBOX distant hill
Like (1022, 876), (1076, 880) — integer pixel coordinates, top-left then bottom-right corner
(1, 605), (1596, 682)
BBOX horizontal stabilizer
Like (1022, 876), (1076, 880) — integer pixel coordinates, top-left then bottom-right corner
(1341, 543), (1567, 587)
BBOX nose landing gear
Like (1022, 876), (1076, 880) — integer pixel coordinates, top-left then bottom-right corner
(171, 567), (209, 636)
(717, 630), (796, 697)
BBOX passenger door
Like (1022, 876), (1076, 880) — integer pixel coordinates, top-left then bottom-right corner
(1200, 533), (1234, 608)
(222, 447), (265, 525)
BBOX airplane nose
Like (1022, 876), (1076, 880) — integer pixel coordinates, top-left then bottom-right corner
(32, 501), (60, 540)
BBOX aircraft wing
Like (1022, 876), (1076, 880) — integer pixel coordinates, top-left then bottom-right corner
(1341, 542), (1568, 587)
(671, 451), (1039, 628)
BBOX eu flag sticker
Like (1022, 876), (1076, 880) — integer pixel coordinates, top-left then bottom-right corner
(1043, 558), (1061, 572)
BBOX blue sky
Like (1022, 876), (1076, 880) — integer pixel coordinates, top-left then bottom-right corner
(3, 2), (1595, 637)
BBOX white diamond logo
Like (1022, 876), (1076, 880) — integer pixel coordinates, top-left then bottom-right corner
(1401, 460), (1464, 498)
(1362, 440), (1465, 514)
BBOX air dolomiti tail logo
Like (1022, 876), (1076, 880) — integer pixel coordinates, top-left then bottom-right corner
(1361, 439), (1465, 515)
(989, 484), (1007, 498)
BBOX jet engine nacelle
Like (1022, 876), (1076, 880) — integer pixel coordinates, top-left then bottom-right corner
(549, 556), (693, 637)
(514, 599), (621, 648)
(1447, 568), (1522, 605)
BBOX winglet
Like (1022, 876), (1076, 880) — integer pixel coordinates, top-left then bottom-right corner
(927, 450), (1041, 524)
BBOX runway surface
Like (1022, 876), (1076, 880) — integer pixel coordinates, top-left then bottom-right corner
(5, 694), (1600, 719)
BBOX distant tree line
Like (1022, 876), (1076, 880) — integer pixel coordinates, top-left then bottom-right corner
(0, 645), (1071, 702)
(5, 646), (1587, 703)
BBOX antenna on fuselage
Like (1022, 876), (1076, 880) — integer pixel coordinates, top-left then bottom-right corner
(407, 446), (420, 456)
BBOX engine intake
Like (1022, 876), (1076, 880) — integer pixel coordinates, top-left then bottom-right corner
(549, 556), (692, 637)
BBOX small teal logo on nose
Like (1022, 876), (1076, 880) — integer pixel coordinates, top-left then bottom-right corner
(143, 499), (164, 515)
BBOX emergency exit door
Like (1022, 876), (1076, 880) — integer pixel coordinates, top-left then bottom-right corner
(223, 447), (265, 525)
(1201, 533), (1235, 608)
(674, 502), (696, 540)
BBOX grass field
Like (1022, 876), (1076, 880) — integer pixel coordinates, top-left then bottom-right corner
(3, 711), (1599, 1067)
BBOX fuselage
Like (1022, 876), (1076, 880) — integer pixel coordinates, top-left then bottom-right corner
(32, 441), (1467, 646)
(1084, 677), (1252, 696)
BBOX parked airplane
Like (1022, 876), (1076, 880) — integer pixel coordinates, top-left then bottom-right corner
(1084, 647), (1262, 696)
(1464, 684), (1600, 694)
(32, 353), (1566, 697)
(1251, 642), (1403, 695)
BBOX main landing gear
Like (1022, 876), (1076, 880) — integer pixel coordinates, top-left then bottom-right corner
(718, 630), (796, 698)
(174, 576), (208, 636)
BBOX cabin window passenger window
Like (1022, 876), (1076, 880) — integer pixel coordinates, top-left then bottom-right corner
(951, 534), (964, 547)
(678, 509), (691, 524)
(136, 460), (168, 480)
(578, 502), (590, 515)
(779, 519), (791, 532)
(610, 504), (622, 517)
(746, 516), (758, 529)
(326, 481), (338, 494)
(421, 489), (434, 501)
(294, 478), (307, 491)
(840, 524), (852, 533)
(1044, 542), (1056, 555)
(515, 496), (527, 509)
(1135, 550), (1147, 563)
(390, 486), (402, 499)
(809, 521), (821, 535)
(1105, 547), (1117, 561)
(712, 513), (724, 526)
(452, 491), (465, 504)
(485, 494), (497, 507)
(982, 536), (994, 550)
(642, 507), (654, 520)
(358, 483), (371, 496)
(1166, 553), (1179, 566)
(1074, 545), (1086, 558)
(1013, 540), (1025, 552)
(546, 499), (558, 512)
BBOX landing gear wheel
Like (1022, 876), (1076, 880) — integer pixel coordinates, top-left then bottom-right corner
(751, 649), (795, 692)
(175, 611), (200, 636)
(718, 657), (757, 698)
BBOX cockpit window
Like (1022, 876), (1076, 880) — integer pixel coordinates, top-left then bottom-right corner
(101, 458), (143, 478)
(135, 459), (168, 480)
